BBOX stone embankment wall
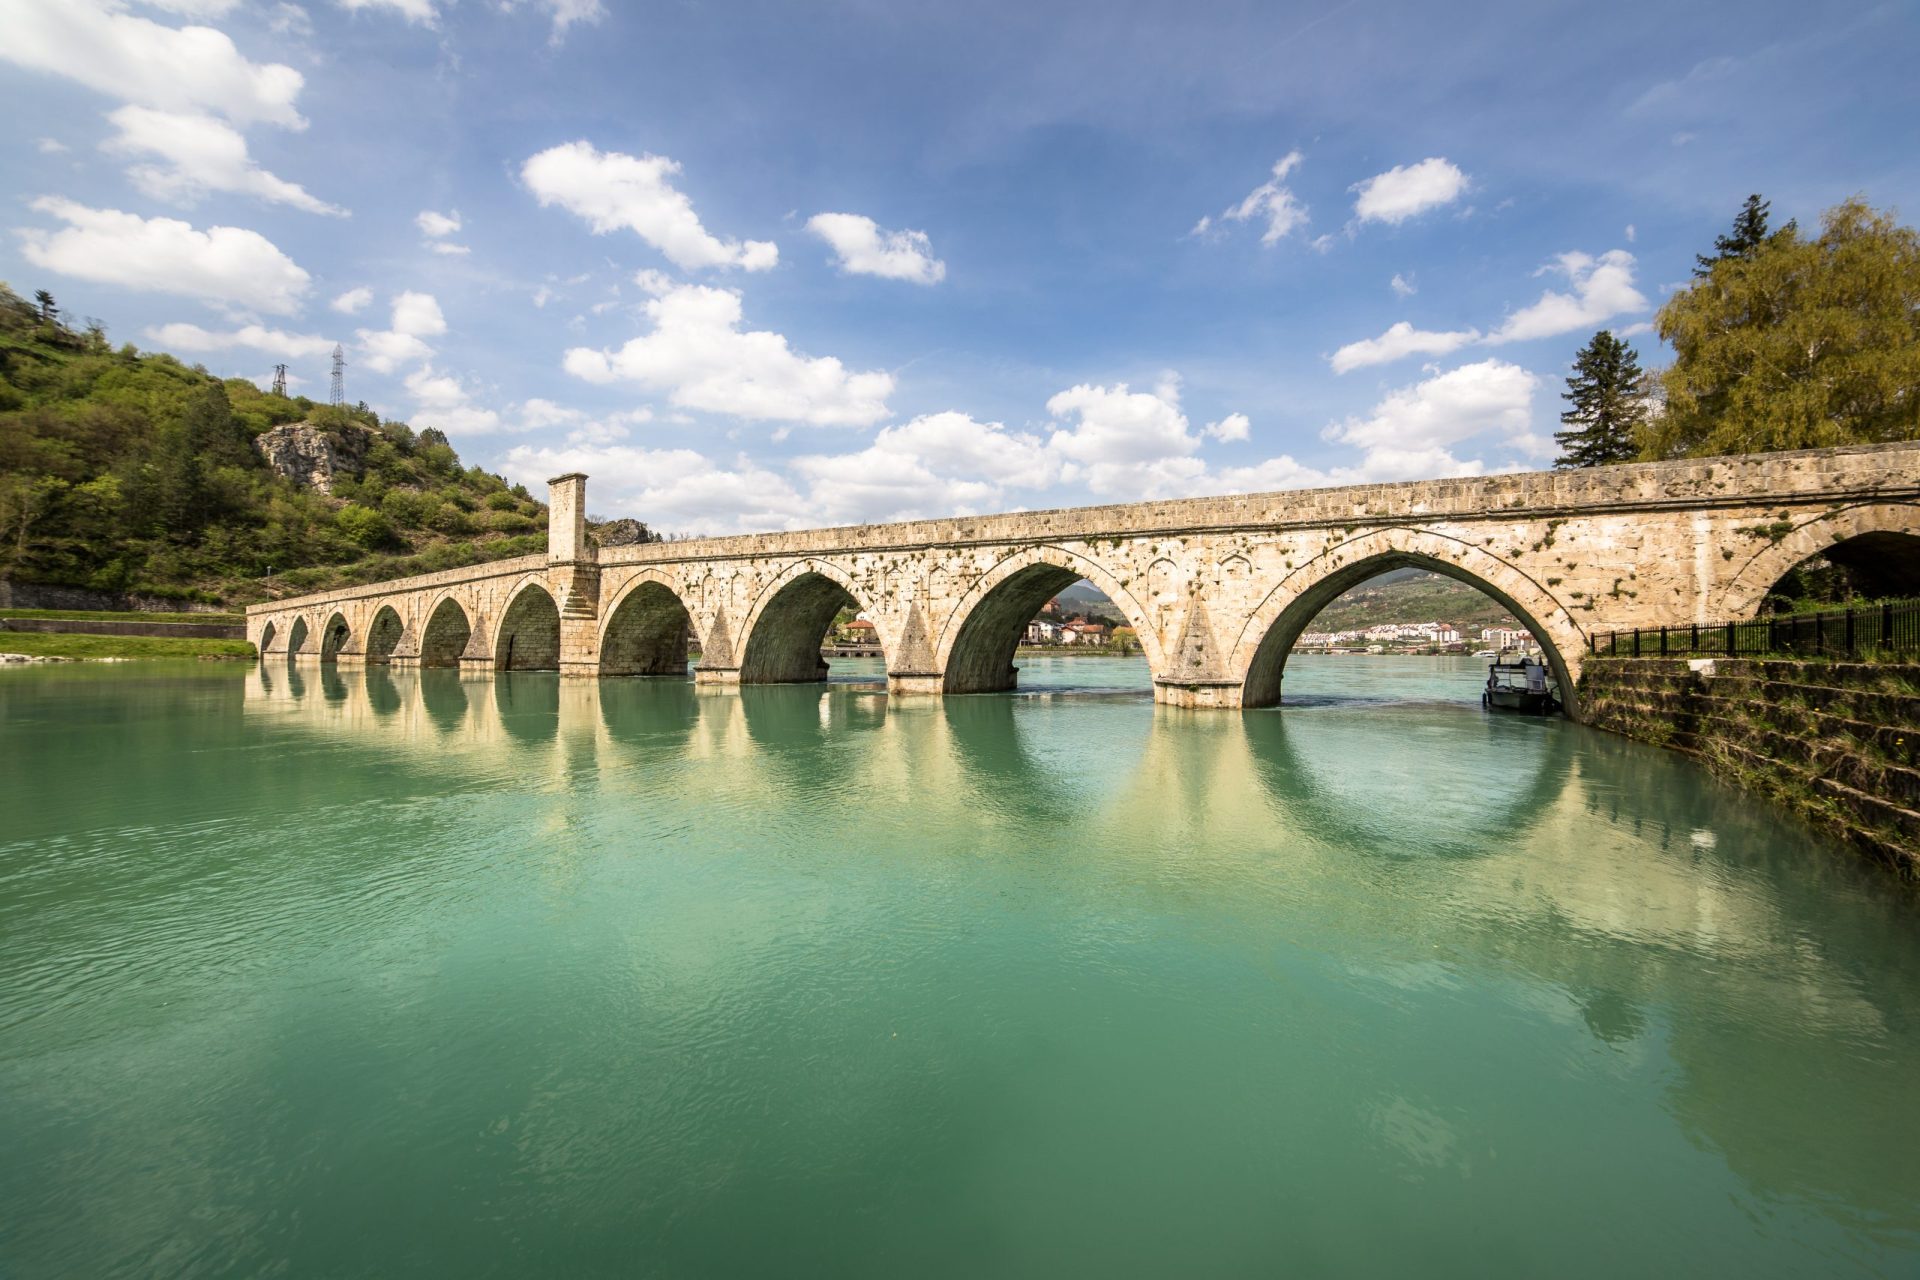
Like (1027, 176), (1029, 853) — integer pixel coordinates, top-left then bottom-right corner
(0, 581), (228, 614)
(1581, 657), (1920, 873)
(0, 617), (245, 640)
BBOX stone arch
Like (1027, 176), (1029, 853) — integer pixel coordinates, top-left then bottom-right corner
(319, 610), (352, 662)
(418, 594), (473, 668)
(286, 614), (311, 657)
(258, 620), (277, 655)
(493, 579), (561, 671)
(365, 605), (405, 664)
(739, 559), (881, 684)
(599, 573), (695, 676)
(935, 544), (1162, 694)
(1230, 528), (1584, 715)
(1719, 502), (1920, 617)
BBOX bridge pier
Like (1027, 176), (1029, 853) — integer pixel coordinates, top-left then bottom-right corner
(693, 666), (741, 686)
(1153, 679), (1244, 710)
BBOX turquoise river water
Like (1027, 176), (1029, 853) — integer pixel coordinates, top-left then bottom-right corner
(2, 654), (1917, 1277)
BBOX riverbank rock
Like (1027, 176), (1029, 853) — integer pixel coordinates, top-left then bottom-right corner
(592, 518), (657, 548)
(253, 422), (373, 494)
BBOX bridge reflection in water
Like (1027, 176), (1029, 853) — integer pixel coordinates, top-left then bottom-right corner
(238, 657), (1920, 1247)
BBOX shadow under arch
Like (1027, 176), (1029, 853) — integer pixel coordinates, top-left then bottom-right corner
(420, 597), (473, 667)
(1240, 702), (1575, 859)
(1234, 534), (1583, 717)
(938, 546), (1159, 694)
(495, 581), (561, 671)
(601, 577), (694, 676)
(1720, 502), (1920, 615)
(366, 605), (404, 664)
(493, 673), (560, 745)
(286, 615), (311, 659)
(259, 620), (277, 656)
(319, 610), (351, 662)
(740, 563), (872, 684)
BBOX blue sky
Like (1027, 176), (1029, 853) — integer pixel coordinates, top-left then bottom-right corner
(4, 0), (1916, 533)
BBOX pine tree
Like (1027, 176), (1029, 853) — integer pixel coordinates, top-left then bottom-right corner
(1553, 330), (1646, 468)
(1693, 194), (1795, 276)
(32, 290), (57, 325)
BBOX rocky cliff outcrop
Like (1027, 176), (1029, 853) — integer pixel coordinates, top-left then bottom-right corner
(253, 421), (372, 494)
(591, 517), (658, 548)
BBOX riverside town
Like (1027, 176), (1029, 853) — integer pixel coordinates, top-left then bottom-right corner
(4, 1), (1919, 1276)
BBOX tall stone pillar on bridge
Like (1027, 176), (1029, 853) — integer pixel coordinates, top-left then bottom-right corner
(547, 472), (602, 676)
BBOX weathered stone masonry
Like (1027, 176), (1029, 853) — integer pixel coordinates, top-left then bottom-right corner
(246, 442), (1920, 720)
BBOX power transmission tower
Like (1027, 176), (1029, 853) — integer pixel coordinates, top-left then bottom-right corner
(271, 363), (288, 397)
(329, 344), (345, 407)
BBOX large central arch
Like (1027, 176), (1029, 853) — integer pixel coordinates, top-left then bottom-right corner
(739, 561), (876, 684)
(600, 576), (694, 676)
(494, 580), (561, 671)
(285, 615), (311, 659)
(936, 545), (1160, 694)
(1230, 528), (1585, 715)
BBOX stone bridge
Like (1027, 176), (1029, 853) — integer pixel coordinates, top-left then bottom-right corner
(247, 442), (1920, 719)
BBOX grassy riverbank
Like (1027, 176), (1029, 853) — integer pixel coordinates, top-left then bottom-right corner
(0, 632), (254, 660)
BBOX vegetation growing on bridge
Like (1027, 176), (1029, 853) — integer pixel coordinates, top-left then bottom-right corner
(0, 284), (547, 607)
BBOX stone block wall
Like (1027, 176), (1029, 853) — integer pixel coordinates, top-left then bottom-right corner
(1581, 657), (1920, 874)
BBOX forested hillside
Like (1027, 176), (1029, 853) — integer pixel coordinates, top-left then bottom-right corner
(0, 284), (546, 606)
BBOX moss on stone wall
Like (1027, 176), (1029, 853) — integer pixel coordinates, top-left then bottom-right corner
(1581, 656), (1920, 875)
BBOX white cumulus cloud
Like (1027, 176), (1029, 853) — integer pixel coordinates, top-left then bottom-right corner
(1322, 358), (1538, 481)
(1205, 413), (1251, 442)
(0, 0), (306, 128)
(330, 286), (372, 314)
(522, 140), (777, 272)
(562, 283), (892, 427)
(806, 213), (945, 284)
(144, 320), (334, 358)
(1045, 377), (1209, 499)
(104, 106), (344, 215)
(355, 290), (445, 373)
(16, 197), (309, 314)
(1351, 158), (1469, 225)
(790, 412), (1056, 525)
(501, 443), (813, 535)
(1485, 249), (1648, 344)
(1330, 321), (1480, 374)
(1207, 150), (1310, 244)
(416, 209), (461, 237)
(1390, 273), (1416, 298)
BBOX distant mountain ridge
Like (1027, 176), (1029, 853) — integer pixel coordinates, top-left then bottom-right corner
(1059, 569), (1517, 634)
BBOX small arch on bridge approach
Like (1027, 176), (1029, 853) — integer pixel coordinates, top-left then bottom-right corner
(600, 576), (694, 676)
(419, 596), (473, 667)
(494, 580), (561, 671)
(1232, 531), (1583, 717)
(740, 562), (877, 684)
(365, 605), (405, 664)
(937, 546), (1159, 694)
(319, 610), (351, 662)
(286, 615), (311, 658)
(1720, 502), (1920, 616)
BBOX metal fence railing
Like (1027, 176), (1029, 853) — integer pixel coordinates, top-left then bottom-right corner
(1590, 598), (1920, 660)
